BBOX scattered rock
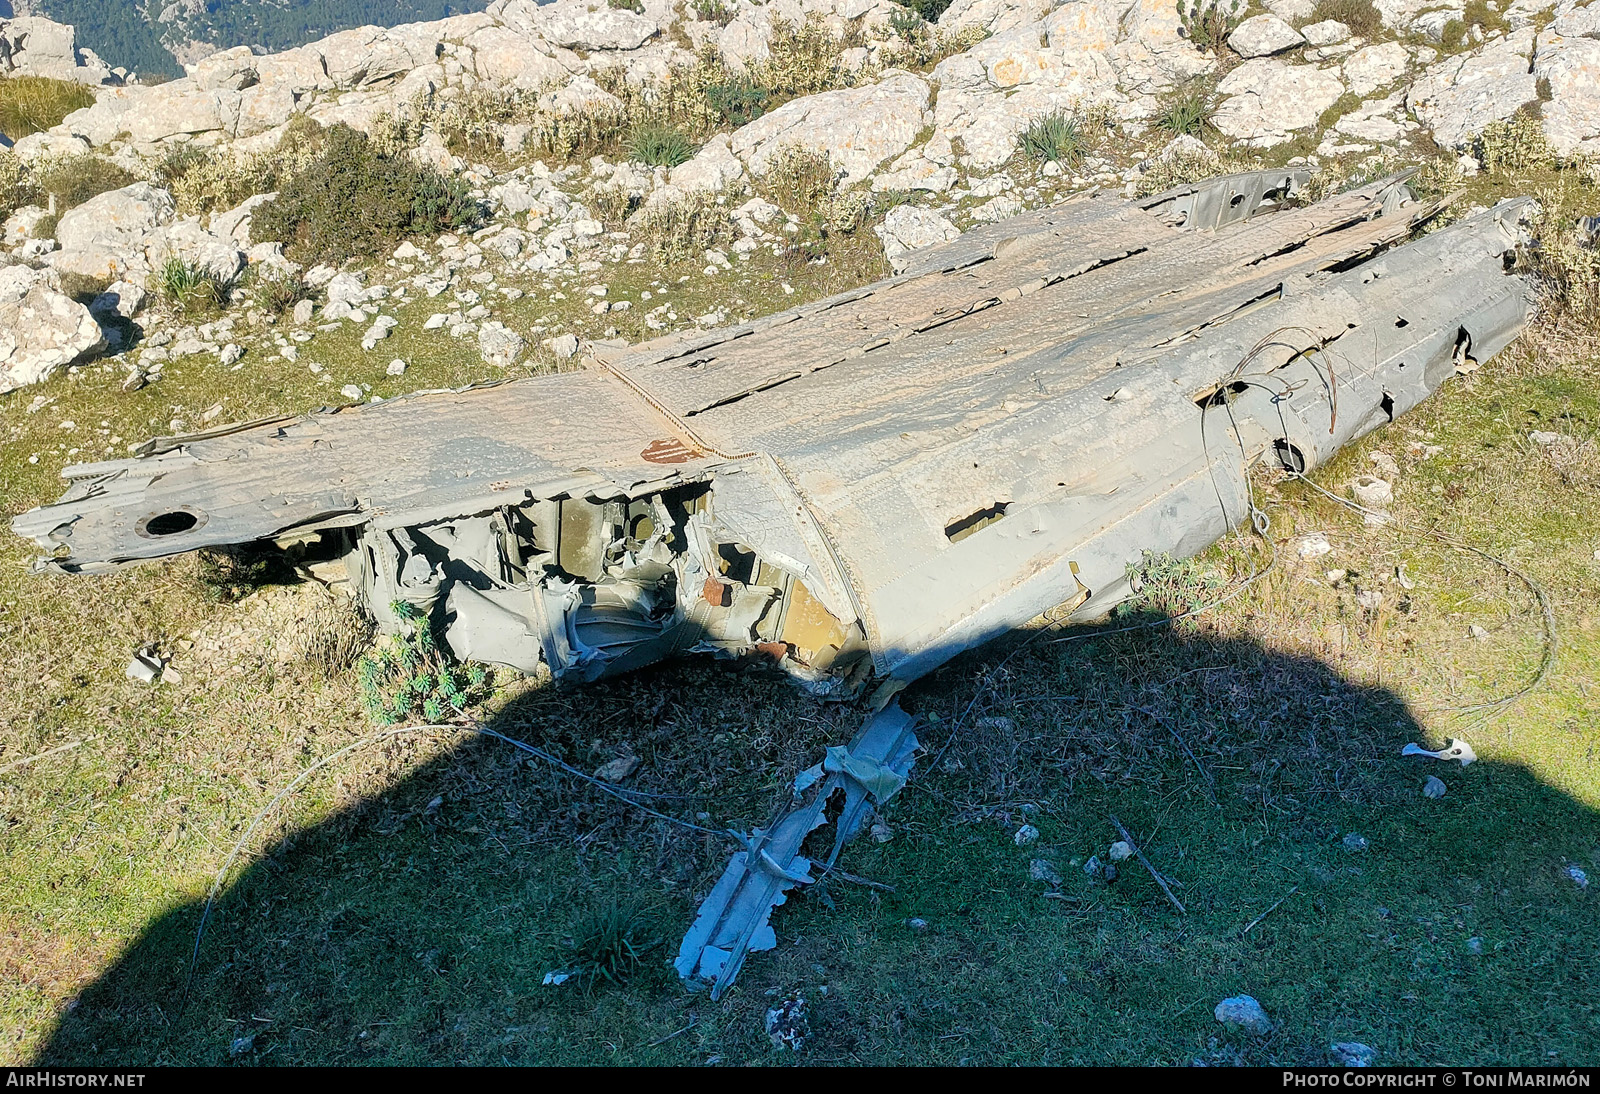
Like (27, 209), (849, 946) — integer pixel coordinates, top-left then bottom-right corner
(1029, 858), (1063, 885)
(1423, 775), (1447, 799)
(1108, 840), (1133, 862)
(1014, 823), (1040, 846)
(1228, 14), (1305, 58)
(0, 266), (106, 394)
(1342, 833), (1368, 852)
(549, 332), (580, 360)
(1296, 532), (1333, 560)
(1214, 994), (1273, 1035)
(765, 996), (808, 1050)
(876, 205), (960, 273)
(906, 916), (929, 931)
(594, 754), (640, 782)
(1332, 1042), (1377, 1067)
(1350, 475), (1394, 508)
(1466, 935), (1485, 954)
(478, 321), (526, 368)
(1567, 865), (1589, 889)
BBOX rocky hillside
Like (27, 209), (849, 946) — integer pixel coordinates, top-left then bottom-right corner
(20, 0), (498, 79)
(0, 0), (1595, 410)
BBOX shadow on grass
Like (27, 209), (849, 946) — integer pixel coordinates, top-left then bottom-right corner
(34, 615), (1600, 1065)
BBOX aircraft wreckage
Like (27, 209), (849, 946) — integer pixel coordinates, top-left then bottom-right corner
(12, 172), (1535, 996)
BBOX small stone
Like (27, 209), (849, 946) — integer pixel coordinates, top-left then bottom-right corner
(1469, 624), (1489, 639)
(1014, 823), (1040, 846)
(1567, 865), (1589, 889)
(1350, 475), (1393, 508)
(1331, 1042), (1377, 1067)
(1214, 994), (1273, 1035)
(229, 1033), (255, 1056)
(1296, 533), (1333, 559)
(340, 384), (363, 400)
(869, 818), (894, 843)
(291, 299), (315, 325)
(550, 333), (580, 360)
(1108, 840), (1133, 862)
(1029, 858), (1063, 885)
(1529, 430), (1566, 446)
(1423, 775), (1447, 799)
(1466, 936), (1485, 954)
(386, 359), (407, 376)
(1356, 589), (1383, 611)
(1083, 855), (1103, 877)
(218, 343), (245, 367)
(1342, 833), (1368, 852)
(594, 755), (640, 782)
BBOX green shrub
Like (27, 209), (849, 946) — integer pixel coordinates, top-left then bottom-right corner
(1019, 111), (1086, 165)
(246, 267), (309, 316)
(34, 154), (136, 213)
(635, 188), (732, 263)
(1476, 112), (1558, 175)
(157, 256), (234, 314)
(892, 0), (954, 21)
(691, 0), (735, 26)
(889, 7), (928, 38)
(155, 144), (275, 216)
(250, 123), (482, 265)
(357, 601), (493, 725)
(1121, 550), (1227, 617)
(608, 0), (644, 10)
(627, 123), (697, 167)
(1308, 0), (1383, 37)
(703, 76), (771, 127)
(0, 75), (95, 142)
(0, 152), (40, 223)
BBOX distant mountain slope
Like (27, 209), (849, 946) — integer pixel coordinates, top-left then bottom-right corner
(23, 0), (495, 78)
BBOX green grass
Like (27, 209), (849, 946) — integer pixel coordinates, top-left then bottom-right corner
(0, 76), (95, 143)
(626, 124), (697, 169)
(1019, 111), (1086, 166)
(1, 158), (1598, 1066)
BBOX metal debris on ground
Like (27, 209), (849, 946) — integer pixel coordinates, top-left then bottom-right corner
(9, 172), (1542, 999)
(674, 702), (919, 1000)
(13, 176), (1536, 706)
(1402, 738), (1477, 766)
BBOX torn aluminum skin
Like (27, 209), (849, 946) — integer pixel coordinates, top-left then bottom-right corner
(12, 175), (1534, 699)
(675, 700), (919, 999)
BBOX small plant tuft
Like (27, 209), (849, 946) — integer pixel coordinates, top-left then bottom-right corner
(357, 601), (493, 725)
(1308, 0), (1382, 38)
(568, 902), (662, 988)
(1019, 111), (1086, 166)
(1176, 0), (1246, 55)
(627, 123), (697, 167)
(157, 256), (235, 314)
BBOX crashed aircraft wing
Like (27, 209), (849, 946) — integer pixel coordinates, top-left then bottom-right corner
(11, 175), (1535, 696)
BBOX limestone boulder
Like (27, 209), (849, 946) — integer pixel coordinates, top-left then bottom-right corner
(1407, 28), (1538, 148)
(1213, 59), (1345, 146)
(731, 71), (932, 183)
(0, 265), (105, 394)
(1228, 14), (1305, 58)
(876, 205), (959, 272)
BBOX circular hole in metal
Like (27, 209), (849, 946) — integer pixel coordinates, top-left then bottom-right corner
(136, 507), (205, 538)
